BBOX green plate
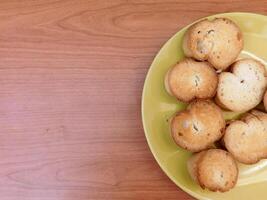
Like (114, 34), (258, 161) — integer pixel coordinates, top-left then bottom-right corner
(142, 12), (267, 200)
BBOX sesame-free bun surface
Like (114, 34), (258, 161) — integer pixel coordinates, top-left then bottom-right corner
(216, 58), (267, 112)
(183, 18), (243, 70)
(197, 149), (238, 192)
(171, 100), (225, 152)
(165, 58), (218, 102)
(224, 110), (267, 164)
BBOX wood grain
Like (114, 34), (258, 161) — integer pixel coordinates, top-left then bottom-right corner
(0, 1), (266, 199)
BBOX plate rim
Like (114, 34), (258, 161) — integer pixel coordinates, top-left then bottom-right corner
(141, 12), (267, 200)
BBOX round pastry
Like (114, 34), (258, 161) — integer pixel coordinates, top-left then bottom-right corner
(191, 149), (238, 192)
(183, 17), (243, 70)
(171, 100), (225, 152)
(165, 58), (218, 102)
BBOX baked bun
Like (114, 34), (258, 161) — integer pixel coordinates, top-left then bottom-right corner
(191, 149), (238, 192)
(171, 100), (225, 152)
(165, 58), (218, 102)
(183, 18), (243, 70)
(216, 58), (267, 112)
(223, 110), (267, 164)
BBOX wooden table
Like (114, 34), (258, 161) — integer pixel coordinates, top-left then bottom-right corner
(0, 1), (266, 199)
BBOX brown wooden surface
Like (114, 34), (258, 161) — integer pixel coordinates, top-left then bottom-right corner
(0, 1), (266, 200)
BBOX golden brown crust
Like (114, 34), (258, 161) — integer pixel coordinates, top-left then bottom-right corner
(166, 58), (218, 102)
(171, 100), (225, 152)
(223, 110), (267, 164)
(216, 58), (267, 112)
(183, 17), (243, 70)
(197, 149), (238, 192)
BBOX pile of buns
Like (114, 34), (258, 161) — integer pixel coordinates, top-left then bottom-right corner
(165, 17), (267, 192)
